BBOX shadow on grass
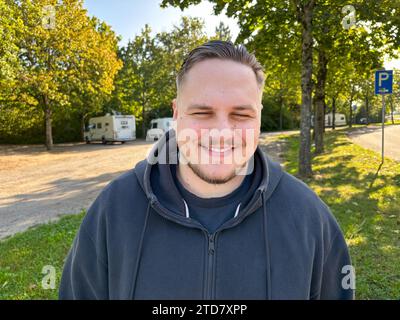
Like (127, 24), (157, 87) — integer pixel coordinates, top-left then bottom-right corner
(280, 130), (400, 299)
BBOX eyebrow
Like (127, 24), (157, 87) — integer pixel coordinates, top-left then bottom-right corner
(187, 104), (257, 111)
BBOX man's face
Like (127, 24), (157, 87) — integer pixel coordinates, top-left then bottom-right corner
(172, 58), (262, 184)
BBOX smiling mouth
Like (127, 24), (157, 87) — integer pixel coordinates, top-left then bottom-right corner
(200, 144), (234, 155)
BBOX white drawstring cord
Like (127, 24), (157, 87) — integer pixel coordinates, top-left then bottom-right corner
(183, 199), (190, 218)
(234, 203), (241, 218)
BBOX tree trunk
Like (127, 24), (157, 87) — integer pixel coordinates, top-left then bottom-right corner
(81, 114), (86, 141)
(279, 94), (284, 131)
(349, 87), (354, 128)
(349, 99), (353, 128)
(44, 94), (53, 150)
(142, 77), (147, 138)
(332, 96), (336, 130)
(142, 106), (146, 138)
(314, 49), (327, 154)
(298, 0), (315, 178)
(365, 94), (369, 125)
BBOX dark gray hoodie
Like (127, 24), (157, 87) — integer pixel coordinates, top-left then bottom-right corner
(59, 129), (354, 300)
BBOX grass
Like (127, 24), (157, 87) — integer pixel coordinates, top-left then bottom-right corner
(282, 130), (400, 299)
(0, 212), (84, 299)
(0, 129), (399, 299)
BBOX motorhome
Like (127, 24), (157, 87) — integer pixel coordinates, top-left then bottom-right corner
(325, 112), (347, 127)
(84, 114), (136, 144)
(312, 113), (347, 127)
(146, 117), (173, 141)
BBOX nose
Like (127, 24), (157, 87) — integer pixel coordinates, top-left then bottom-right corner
(203, 115), (235, 148)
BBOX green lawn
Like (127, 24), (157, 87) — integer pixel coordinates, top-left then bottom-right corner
(0, 212), (84, 299)
(0, 129), (399, 299)
(282, 130), (400, 299)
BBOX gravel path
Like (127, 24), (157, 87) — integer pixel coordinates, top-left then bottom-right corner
(0, 133), (291, 240)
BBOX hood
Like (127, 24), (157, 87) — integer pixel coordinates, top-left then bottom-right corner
(134, 129), (283, 227)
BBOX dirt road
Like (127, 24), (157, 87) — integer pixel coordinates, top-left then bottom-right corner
(0, 140), (153, 239)
(0, 132), (291, 239)
(347, 125), (400, 161)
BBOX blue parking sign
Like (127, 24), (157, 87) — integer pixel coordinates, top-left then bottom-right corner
(375, 70), (393, 94)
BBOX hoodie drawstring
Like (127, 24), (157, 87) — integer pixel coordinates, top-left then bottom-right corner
(130, 200), (152, 299)
(262, 189), (272, 300)
(183, 199), (190, 218)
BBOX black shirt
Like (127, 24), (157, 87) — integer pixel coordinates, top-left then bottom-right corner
(171, 158), (261, 233)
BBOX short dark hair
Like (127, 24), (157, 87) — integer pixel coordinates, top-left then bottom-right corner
(176, 40), (265, 91)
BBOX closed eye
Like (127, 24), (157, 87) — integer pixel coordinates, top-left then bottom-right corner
(192, 112), (212, 116)
(232, 114), (252, 118)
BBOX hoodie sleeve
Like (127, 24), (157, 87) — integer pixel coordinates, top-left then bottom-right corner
(59, 191), (109, 300)
(58, 225), (108, 300)
(318, 230), (355, 300)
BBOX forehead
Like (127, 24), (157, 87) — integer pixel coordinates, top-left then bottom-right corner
(178, 58), (260, 107)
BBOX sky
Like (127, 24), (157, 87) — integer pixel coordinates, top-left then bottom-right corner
(384, 58), (400, 70)
(83, 0), (240, 47)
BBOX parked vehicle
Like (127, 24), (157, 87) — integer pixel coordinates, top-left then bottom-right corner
(146, 117), (173, 141)
(311, 113), (347, 127)
(359, 117), (368, 124)
(84, 114), (136, 144)
(325, 112), (346, 127)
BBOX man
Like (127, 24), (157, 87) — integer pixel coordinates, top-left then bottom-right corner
(59, 40), (354, 300)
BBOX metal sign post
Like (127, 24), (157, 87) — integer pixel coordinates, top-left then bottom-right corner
(381, 94), (385, 164)
(370, 70), (393, 188)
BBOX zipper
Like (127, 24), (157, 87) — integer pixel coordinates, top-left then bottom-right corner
(205, 232), (217, 299)
(149, 196), (264, 300)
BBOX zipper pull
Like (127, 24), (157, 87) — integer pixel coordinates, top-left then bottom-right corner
(208, 234), (215, 255)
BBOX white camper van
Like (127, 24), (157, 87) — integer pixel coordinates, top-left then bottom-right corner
(312, 113), (346, 128)
(146, 117), (173, 141)
(325, 112), (346, 127)
(84, 114), (136, 144)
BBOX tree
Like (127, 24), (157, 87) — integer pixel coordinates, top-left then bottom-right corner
(6, 0), (121, 149)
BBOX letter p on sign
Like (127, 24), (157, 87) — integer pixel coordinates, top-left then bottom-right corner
(375, 70), (393, 95)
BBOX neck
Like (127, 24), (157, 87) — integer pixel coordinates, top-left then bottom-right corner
(176, 163), (248, 198)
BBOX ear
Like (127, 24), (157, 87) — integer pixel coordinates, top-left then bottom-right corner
(172, 98), (178, 120)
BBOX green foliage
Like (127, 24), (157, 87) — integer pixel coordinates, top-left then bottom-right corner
(0, 0), (122, 145)
(261, 96), (299, 131)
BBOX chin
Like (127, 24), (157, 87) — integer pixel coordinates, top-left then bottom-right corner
(188, 163), (241, 185)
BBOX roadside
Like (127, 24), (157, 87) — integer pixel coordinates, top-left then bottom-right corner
(347, 124), (400, 161)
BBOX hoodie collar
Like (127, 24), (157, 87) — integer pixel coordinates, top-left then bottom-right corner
(134, 129), (283, 222)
